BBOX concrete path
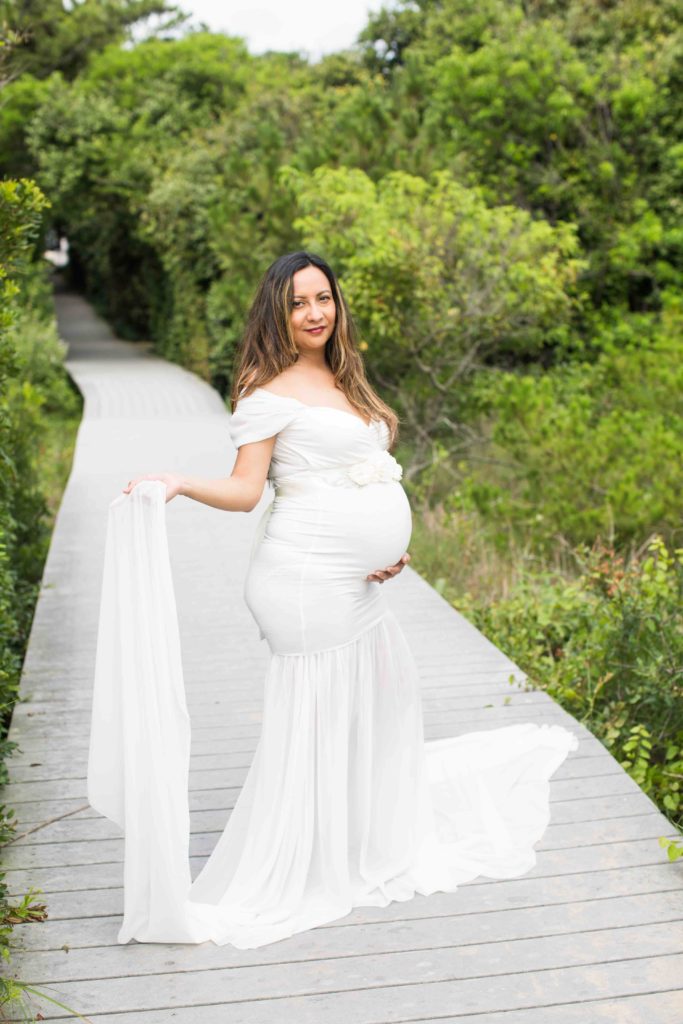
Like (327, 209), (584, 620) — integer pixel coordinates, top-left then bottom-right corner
(3, 288), (682, 1022)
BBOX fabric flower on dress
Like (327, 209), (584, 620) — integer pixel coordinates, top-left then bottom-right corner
(346, 449), (403, 486)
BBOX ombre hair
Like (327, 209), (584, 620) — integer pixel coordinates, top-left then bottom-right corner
(230, 251), (399, 447)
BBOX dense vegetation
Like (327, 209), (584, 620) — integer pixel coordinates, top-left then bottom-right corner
(0, 4), (681, 1001)
(0, 178), (82, 1010)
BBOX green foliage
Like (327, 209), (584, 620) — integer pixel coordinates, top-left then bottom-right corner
(0, 178), (83, 1018)
(0, 178), (50, 300)
(421, 15), (596, 194)
(462, 305), (683, 546)
(24, 35), (309, 356)
(360, 1), (683, 309)
(1, 0), (184, 81)
(0, 181), (52, 686)
(17, 0), (683, 390)
(457, 537), (683, 832)
(8, 275), (80, 416)
(83, 31), (250, 111)
(659, 835), (683, 861)
(0, 74), (53, 178)
(288, 163), (584, 455)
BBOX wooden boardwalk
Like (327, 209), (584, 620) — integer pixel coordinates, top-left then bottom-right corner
(2, 289), (682, 1022)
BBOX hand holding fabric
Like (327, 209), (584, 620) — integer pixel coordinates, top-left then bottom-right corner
(123, 472), (184, 502)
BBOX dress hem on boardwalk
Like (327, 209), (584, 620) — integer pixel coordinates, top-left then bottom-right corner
(87, 481), (579, 951)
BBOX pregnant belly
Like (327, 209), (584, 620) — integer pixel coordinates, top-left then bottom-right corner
(244, 479), (413, 654)
(267, 479), (413, 577)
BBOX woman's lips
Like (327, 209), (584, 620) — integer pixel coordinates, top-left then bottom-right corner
(306, 327), (324, 334)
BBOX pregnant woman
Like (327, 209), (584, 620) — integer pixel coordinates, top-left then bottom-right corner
(103, 250), (578, 950)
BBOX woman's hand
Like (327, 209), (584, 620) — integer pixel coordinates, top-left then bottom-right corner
(366, 552), (410, 584)
(122, 472), (184, 503)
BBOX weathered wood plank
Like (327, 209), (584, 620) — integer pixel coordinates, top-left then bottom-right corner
(9, 892), (683, 979)
(5, 812), (677, 877)
(10, 805), (671, 856)
(5, 951), (682, 1021)
(6, 772), (659, 829)
(7, 704), (582, 747)
(5, 746), (615, 791)
(43, 990), (683, 1024)
(2, 757), (628, 808)
(9, 862), (681, 928)
(8, 761), (648, 812)
(6, 836), (679, 897)
(5, 798), (668, 851)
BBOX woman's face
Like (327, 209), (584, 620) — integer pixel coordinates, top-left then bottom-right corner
(289, 265), (336, 354)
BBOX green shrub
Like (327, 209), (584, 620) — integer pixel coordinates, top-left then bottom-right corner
(0, 177), (83, 1016)
(461, 309), (683, 548)
(459, 536), (683, 831)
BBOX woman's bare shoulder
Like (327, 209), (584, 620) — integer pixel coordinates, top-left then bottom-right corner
(259, 369), (336, 403)
(258, 371), (299, 397)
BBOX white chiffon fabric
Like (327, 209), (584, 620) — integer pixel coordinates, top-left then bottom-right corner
(87, 388), (579, 949)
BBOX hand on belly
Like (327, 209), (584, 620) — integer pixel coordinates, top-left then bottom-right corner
(366, 552), (411, 584)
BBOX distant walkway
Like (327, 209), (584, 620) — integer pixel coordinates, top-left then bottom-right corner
(3, 288), (682, 1022)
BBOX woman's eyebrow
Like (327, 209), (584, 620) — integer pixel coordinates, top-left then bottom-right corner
(292, 290), (331, 299)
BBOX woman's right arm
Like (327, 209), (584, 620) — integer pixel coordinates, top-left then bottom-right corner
(123, 435), (277, 512)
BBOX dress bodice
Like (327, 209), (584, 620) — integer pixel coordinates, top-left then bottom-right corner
(229, 387), (399, 488)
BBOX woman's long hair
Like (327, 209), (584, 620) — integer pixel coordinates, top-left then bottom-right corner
(230, 251), (399, 447)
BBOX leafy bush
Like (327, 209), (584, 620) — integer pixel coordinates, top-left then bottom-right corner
(462, 307), (683, 547)
(0, 179), (51, 717)
(0, 176), (83, 1016)
(457, 537), (683, 832)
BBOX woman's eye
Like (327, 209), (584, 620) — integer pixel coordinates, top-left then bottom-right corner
(292, 297), (330, 308)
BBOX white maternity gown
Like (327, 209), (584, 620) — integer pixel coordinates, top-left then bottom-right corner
(87, 386), (579, 949)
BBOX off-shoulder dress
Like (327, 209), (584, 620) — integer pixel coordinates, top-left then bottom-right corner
(88, 386), (579, 950)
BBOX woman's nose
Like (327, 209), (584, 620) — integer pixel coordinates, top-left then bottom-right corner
(306, 303), (324, 322)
